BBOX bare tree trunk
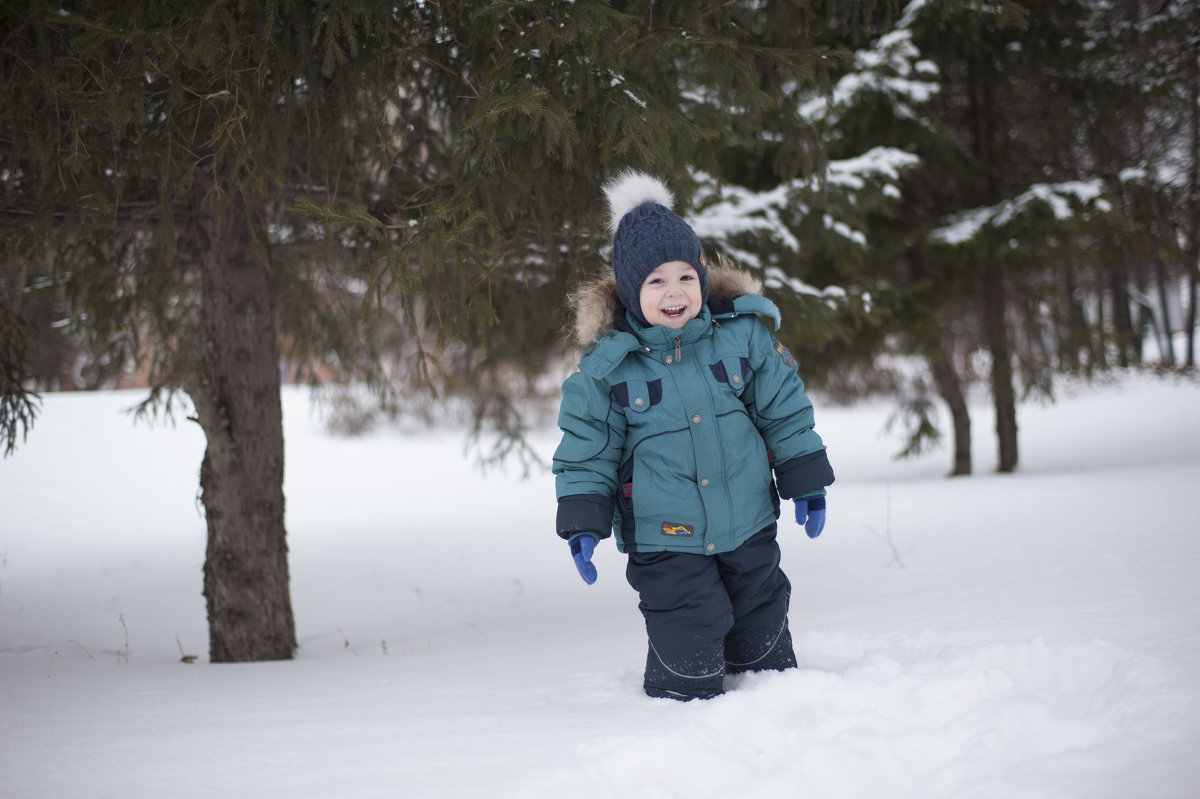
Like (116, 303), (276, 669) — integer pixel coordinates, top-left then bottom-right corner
(1, 255), (38, 455)
(971, 64), (1019, 473)
(926, 334), (972, 476)
(982, 257), (1018, 473)
(1107, 259), (1136, 368)
(1186, 38), (1199, 368)
(184, 188), (296, 663)
(1153, 252), (1176, 367)
(1061, 258), (1098, 373)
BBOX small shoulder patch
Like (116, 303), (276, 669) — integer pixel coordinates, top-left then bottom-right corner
(774, 338), (796, 368)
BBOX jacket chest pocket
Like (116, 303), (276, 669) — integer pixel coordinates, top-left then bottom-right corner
(709, 357), (750, 397)
(610, 379), (662, 414)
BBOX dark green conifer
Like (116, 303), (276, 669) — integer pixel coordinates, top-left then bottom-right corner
(1, 0), (841, 661)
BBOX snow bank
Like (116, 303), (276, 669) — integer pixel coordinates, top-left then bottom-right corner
(2, 375), (1198, 798)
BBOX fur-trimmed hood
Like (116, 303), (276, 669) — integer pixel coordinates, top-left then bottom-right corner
(567, 263), (765, 348)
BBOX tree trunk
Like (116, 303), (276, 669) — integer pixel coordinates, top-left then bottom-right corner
(184, 189), (297, 663)
(982, 257), (1018, 473)
(1107, 259), (1136, 368)
(1186, 36), (1199, 369)
(969, 60), (1019, 473)
(1153, 252), (1176, 366)
(1060, 258), (1096, 373)
(926, 334), (972, 476)
(0, 256), (37, 455)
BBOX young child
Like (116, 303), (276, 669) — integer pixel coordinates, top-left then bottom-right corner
(553, 170), (835, 701)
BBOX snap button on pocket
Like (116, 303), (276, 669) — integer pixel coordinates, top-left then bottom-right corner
(712, 356), (749, 393)
(614, 378), (659, 414)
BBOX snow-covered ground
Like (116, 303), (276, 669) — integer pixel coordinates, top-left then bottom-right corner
(2, 373), (1198, 799)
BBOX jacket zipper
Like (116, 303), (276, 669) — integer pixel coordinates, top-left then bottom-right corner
(674, 336), (681, 363)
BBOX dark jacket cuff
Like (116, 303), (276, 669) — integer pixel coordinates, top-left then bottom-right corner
(556, 494), (614, 540)
(774, 449), (835, 499)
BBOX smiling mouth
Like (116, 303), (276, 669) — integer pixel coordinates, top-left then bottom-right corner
(662, 305), (687, 319)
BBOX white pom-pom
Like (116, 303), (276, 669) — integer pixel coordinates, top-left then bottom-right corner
(603, 170), (675, 235)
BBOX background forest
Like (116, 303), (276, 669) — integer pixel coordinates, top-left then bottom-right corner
(2, 0), (1198, 662)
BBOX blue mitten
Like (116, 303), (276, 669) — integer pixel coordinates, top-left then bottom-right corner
(569, 534), (598, 585)
(794, 496), (827, 539)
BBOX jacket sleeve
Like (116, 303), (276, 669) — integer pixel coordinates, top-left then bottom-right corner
(552, 370), (627, 540)
(744, 318), (835, 499)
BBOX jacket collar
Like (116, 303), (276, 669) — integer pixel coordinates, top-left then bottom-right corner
(571, 264), (780, 378)
(568, 263), (767, 346)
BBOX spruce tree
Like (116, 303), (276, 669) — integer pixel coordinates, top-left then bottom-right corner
(719, 0), (1194, 477)
(894, 0), (1197, 471)
(1, 1), (841, 661)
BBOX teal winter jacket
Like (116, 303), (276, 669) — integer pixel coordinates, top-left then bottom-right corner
(553, 266), (834, 555)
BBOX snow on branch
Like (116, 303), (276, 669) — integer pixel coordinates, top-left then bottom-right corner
(689, 177), (802, 266)
(762, 266), (848, 304)
(1119, 162), (1190, 191)
(688, 147), (919, 267)
(827, 147), (921, 193)
(931, 180), (1112, 245)
(801, 23), (939, 126)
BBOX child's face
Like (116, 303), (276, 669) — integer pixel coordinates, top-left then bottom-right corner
(639, 261), (703, 329)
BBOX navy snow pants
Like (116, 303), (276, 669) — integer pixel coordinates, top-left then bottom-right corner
(625, 523), (797, 700)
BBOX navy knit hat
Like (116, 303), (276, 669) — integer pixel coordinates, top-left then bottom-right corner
(603, 171), (707, 326)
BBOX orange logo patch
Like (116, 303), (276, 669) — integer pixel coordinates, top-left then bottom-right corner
(661, 522), (695, 537)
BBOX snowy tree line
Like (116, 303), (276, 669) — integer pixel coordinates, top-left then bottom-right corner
(691, 0), (1199, 475)
(1, 0), (1197, 660)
